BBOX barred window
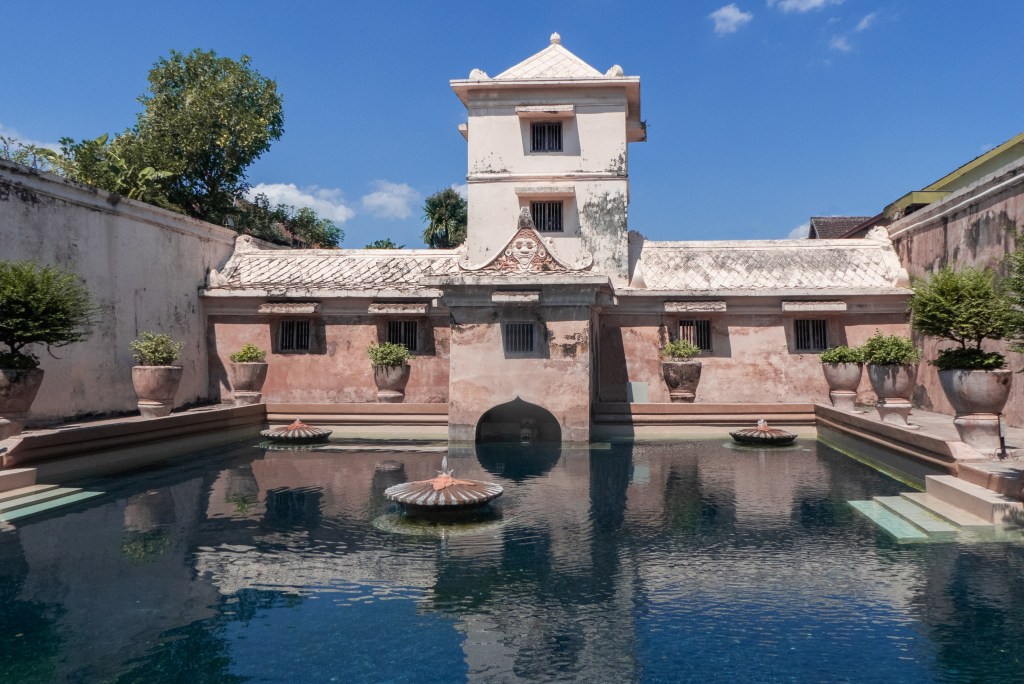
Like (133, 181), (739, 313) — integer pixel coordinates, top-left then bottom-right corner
(504, 323), (535, 353)
(279, 320), (311, 352)
(679, 319), (712, 352)
(531, 201), (563, 232)
(530, 121), (562, 152)
(387, 320), (418, 352)
(795, 319), (828, 352)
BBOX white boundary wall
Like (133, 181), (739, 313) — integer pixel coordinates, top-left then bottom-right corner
(0, 160), (237, 425)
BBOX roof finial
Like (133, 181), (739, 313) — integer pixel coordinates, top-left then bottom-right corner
(550, 32), (561, 45)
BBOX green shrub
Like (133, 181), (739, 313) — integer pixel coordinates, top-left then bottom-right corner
(366, 341), (411, 367)
(130, 332), (183, 366)
(1006, 246), (1024, 358)
(661, 339), (701, 361)
(862, 331), (921, 366)
(0, 260), (97, 369)
(229, 343), (266, 363)
(820, 345), (864, 364)
(931, 348), (1007, 371)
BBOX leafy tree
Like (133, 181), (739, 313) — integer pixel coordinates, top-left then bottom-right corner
(0, 261), (97, 369)
(234, 194), (341, 247)
(422, 188), (467, 248)
(288, 206), (341, 247)
(55, 134), (176, 208)
(365, 238), (403, 249)
(1006, 246), (1024, 357)
(122, 48), (284, 223)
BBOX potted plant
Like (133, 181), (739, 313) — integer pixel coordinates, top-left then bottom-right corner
(0, 260), (96, 439)
(862, 331), (922, 427)
(819, 345), (864, 411)
(130, 332), (183, 417)
(228, 342), (268, 406)
(367, 342), (411, 403)
(660, 339), (702, 403)
(909, 266), (1015, 449)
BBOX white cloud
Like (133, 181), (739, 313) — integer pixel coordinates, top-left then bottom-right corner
(360, 180), (420, 219)
(787, 222), (810, 239)
(855, 11), (878, 31)
(451, 182), (468, 199)
(768, 0), (842, 13)
(710, 4), (754, 35)
(247, 183), (356, 223)
(829, 34), (853, 52)
(0, 123), (61, 152)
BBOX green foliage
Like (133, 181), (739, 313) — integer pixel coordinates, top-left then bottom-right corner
(422, 188), (468, 248)
(366, 341), (411, 367)
(661, 339), (701, 360)
(126, 48), (284, 223)
(0, 135), (62, 173)
(55, 134), (177, 209)
(365, 238), (404, 249)
(1005, 246), (1024, 357)
(130, 332), (183, 366)
(229, 343), (266, 363)
(235, 193), (341, 247)
(909, 266), (1014, 350)
(861, 331), (922, 366)
(0, 261), (97, 369)
(820, 345), (864, 364)
(931, 348), (1006, 371)
(120, 528), (171, 563)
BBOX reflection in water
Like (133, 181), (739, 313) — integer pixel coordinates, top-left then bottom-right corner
(2, 439), (1024, 681)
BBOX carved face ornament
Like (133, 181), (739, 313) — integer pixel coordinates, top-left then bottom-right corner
(506, 236), (546, 270)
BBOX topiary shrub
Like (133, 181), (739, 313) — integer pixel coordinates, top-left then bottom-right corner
(862, 331), (921, 366)
(661, 339), (701, 361)
(909, 266), (1014, 370)
(229, 343), (266, 363)
(0, 260), (97, 369)
(820, 345), (864, 364)
(130, 332), (183, 366)
(366, 342), (410, 367)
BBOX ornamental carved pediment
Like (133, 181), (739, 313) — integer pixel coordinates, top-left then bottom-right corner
(460, 208), (589, 274)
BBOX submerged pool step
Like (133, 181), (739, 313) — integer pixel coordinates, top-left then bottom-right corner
(0, 490), (104, 522)
(849, 500), (930, 542)
(0, 486), (83, 514)
(900, 492), (994, 530)
(0, 484), (59, 504)
(874, 496), (958, 538)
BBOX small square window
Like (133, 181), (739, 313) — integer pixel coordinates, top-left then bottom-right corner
(531, 201), (563, 232)
(279, 320), (311, 352)
(504, 323), (535, 353)
(530, 121), (563, 153)
(794, 319), (828, 352)
(679, 319), (712, 352)
(387, 320), (418, 352)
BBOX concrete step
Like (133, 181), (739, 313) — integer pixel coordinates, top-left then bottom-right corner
(849, 500), (930, 542)
(0, 487), (81, 514)
(0, 490), (104, 522)
(0, 468), (37, 493)
(0, 484), (59, 505)
(959, 462), (1024, 499)
(875, 496), (958, 538)
(926, 475), (1024, 524)
(901, 492), (994, 530)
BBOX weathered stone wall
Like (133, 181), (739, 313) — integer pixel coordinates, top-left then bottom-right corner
(888, 160), (1024, 426)
(0, 161), (237, 425)
(206, 311), (450, 404)
(598, 309), (909, 404)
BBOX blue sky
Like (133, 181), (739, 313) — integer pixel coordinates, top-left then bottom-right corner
(3, 1), (1022, 247)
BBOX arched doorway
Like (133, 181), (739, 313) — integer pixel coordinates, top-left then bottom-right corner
(475, 397), (561, 444)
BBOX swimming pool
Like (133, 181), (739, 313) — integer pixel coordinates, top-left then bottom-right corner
(2, 438), (1022, 682)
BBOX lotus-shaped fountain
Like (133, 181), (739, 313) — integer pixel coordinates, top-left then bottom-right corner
(729, 419), (797, 446)
(384, 455), (503, 515)
(260, 419), (332, 444)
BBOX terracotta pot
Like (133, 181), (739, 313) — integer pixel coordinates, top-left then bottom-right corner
(938, 369), (1012, 451)
(821, 362), (862, 411)
(228, 362), (268, 406)
(661, 360), (702, 403)
(866, 363), (917, 427)
(0, 368), (44, 440)
(373, 364), (410, 403)
(131, 366), (183, 418)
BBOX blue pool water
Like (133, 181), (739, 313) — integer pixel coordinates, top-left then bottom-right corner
(1, 438), (1023, 682)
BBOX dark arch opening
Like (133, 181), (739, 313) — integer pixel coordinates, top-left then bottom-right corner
(475, 397), (561, 445)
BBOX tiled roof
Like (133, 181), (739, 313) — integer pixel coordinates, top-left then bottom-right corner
(495, 40), (604, 80)
(207, 238), (460, 294)
(632, 238), (908, 293)
(809, 216), (873, 239)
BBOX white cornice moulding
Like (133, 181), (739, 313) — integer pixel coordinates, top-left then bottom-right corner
(368, 303), (430, 315)
(664, 301), (727, 313)
(491, 291), (541, 303)
(515, 104), (575, 118)
(781, 300), (847, 312)
(258, 303), (321, 315)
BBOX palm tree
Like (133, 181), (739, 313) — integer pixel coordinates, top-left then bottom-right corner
(421, 188), (467, 248)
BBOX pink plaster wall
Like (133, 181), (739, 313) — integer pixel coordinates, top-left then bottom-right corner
(598, 313), (909, 404)
(208, 316), (450, 404)
(447, 307), (592, 443)
(889, 166), (1024, 426)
